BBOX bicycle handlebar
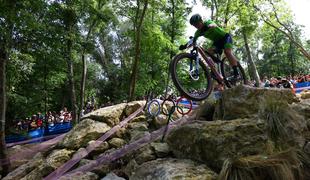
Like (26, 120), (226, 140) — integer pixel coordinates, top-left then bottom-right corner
(179, 36), (196, 50)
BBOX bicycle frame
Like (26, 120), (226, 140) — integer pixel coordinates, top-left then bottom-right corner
(190, 46), (224, 84)
(199, 47), (224, 80)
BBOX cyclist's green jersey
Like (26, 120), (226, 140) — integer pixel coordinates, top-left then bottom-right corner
(193, 20), (227, 42)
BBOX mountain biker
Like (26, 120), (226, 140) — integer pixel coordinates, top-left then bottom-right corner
(185, 14), (240, 78)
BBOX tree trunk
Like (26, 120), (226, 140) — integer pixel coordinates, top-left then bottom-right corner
(79, 16), (97, 122)
(0, 49), (10, 176)
(242, 29), (260, 86)
(223, 0), (230, 27)
(79, 52), (87, 121)
(129, 0), (148, 101)
(0, 0), (15, 175)
(65, 36), (78, 125)
(211, 0), (218, 21)
(210, 0), (215, 20)
(288, 42), (296, 76)
(64, 0), (78, 125)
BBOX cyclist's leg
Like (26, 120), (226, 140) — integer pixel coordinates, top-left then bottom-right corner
(207, 47), (216, 55)
(222, 34), (239, 76)
(224, 48), (238, 66)
(208, 45), (224, 86)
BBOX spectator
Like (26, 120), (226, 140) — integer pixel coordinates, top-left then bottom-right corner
(16, 119), (23, 131)
(22, 118), (30, 131)
(58, 110), (64, 123)
(30, 115), (38, 130)
(262, 76), (270, 87)
(37, 118), (43, 127)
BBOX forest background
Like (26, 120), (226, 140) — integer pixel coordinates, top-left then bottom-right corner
(1, 0), (310, 125)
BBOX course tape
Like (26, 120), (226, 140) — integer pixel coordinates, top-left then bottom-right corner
(0, 133), (67, 166)
(61, 113), (194, 178)
(6, 133), (64, 148)
(43, 105), (144, 180)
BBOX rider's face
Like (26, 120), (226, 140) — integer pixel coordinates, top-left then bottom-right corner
(193, 21), (204, 30)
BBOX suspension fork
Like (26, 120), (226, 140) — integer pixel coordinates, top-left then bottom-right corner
(189, 49), (200, 80)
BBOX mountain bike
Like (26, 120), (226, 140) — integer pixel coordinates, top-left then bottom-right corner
(170, 37), (247, 101)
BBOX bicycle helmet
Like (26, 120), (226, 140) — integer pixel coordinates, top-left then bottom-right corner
(190, 14), (202, 25)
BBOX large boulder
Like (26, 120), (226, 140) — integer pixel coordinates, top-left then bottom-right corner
(58, 119), (111, 149)
(58, 171), (99, 180)
(102, 172), (126, 180)
(7, 144), (35, 170)
(108, 138), (126, 148)
(45, 149), (75, 169)
(258, 99), (307, 149)
(300, 90), (310, 99)
(167, 119), (268, 170)
(150, 142), (171, 158)
(127, 121), (150, 142)
(291, 99), (310, 120)
(17, 149), (75, 180)
(290, 99), (310, 141)
(130, 158), (217, 180)
(82, 103), (127, 126)
(21, 163), (53, 180)
(87, 141), (110, 158)
(194, 93), (218, 121)
(3, 153), (44, 180)
(123, 101), (146, 116)
(214, 85), (298, 120)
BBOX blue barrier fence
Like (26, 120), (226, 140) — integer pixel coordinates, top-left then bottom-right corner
(294, 82), (310, 93)
(178, 99), (199, 109)
(5, 122), (72, 144)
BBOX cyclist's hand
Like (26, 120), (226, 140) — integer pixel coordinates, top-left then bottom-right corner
(179, 44), (187, 50)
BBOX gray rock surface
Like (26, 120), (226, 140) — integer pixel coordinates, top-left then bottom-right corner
(58, 119), (111, 149)
(130, 158), (217, 180)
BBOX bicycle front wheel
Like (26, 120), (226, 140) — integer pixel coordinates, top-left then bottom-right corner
(170, 53), (213, 101)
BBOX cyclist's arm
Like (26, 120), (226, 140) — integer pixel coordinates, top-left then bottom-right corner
(179, 31), (200, 50)
(206, 20), (217, 28)
(192, 30), (201, 43)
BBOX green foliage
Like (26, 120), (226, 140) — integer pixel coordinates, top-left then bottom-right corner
(2, 0), (310, 121)
(257, 24), (310, 77)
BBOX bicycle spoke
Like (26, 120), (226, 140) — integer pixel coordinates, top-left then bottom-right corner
(174, 57), (210, 99)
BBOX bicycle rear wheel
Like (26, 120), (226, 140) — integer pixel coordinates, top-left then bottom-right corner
(170, 53), (213, 101)
(220, 57), (247, 88)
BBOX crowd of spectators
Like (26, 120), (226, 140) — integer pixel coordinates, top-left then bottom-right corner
(46, 107), (72, 126)
(211, 74), (310, 96)
(14, 107), (72, 132)
(81, 101), (96, 117)
(248, 74), (310, 88)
